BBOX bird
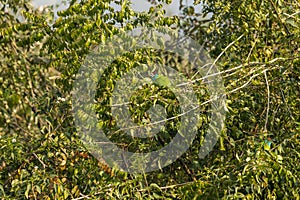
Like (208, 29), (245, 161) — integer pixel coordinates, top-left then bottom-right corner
(263, 138), (272, 151)
(151, 73), (172, 88)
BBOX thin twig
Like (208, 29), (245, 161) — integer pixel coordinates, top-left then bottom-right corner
(72, 194), (90, 200)
(264, 71), (270, 132)
(228, 69), (269, 94)
(71, 192), (102, 200)
(246, 32), (257, 62)
(227, 66), (265, 89)
(177, 57), (288, 87)
(215, 34), (245, 65)
(283, 11), (300, 19)
(208, 34), (244, 75)
(33, 153), (46, 169)
(112, 104), (201, 134)
(268, 0), (291, 35)
(280, 88), (294, 119)
(138, 181), (195, 192)
(185, 34), (244, 85)
(295, 0), (300, 7)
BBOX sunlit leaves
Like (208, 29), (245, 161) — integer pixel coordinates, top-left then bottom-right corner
(1, 0), (299, 199)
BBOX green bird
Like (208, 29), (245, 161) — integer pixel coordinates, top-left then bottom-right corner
(263, 138), (272, 151)
(151, 73), (171, 88)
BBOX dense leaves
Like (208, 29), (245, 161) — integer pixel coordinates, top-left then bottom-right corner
(0, 0), (299, 199)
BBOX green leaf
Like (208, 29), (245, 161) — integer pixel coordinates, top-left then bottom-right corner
(25, 184), (31, 199)
(0, 184), (5, 197)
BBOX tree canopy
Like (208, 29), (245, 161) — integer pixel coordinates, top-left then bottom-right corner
(0, 0), (299, 199)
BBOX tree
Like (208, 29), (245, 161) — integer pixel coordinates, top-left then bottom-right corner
(0, 0), (299, 199)
(177, 0), (300, 198)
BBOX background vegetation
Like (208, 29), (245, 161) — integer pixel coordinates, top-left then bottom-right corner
(0, 0), (299, 199)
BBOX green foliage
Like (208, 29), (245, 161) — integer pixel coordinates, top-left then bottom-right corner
(0, 0), (299, 199)
(179, 0), (300, 198)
